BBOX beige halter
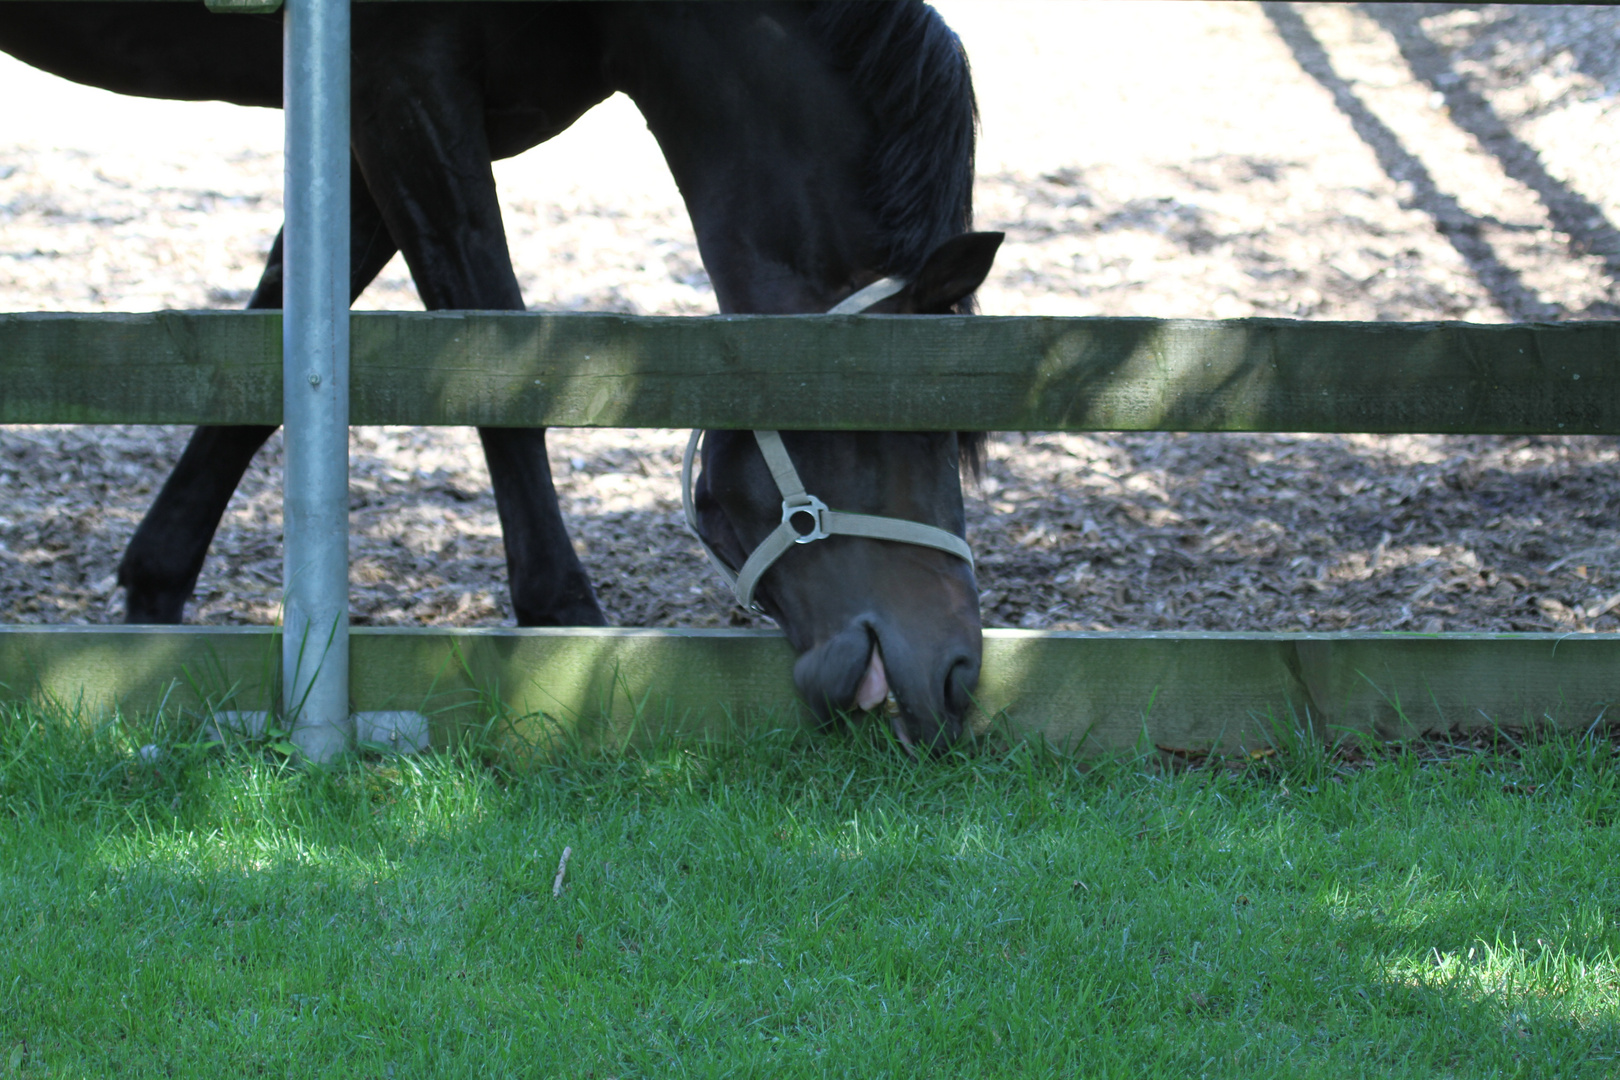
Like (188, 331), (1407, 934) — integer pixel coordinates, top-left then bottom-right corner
(681, 278), (975, 613)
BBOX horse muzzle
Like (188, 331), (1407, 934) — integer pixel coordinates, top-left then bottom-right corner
(792, 611), (981, 754)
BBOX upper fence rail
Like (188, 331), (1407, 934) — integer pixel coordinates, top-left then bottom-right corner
(1, 311), (1614, 434)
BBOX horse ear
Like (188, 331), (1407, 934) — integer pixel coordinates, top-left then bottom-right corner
(896, 231), (1004, 314)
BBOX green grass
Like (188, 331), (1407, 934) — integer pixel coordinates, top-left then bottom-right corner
(2, 703), (1619, 1078)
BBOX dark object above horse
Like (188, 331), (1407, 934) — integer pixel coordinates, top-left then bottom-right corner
(0, 1), (1002, 750)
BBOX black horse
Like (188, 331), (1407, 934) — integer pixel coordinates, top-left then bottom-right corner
(0, 1), (1001, 748)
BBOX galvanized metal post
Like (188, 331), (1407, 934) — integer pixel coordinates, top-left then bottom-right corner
(282, 0), (350, 761)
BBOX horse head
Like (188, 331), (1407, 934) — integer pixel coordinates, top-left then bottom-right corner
(688, 232), (1003, 752)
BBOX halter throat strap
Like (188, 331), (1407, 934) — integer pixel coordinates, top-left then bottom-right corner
(681, 277), (975, 614)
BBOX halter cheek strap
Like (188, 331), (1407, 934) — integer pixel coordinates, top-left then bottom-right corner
(825, 275), (908, 314)
(681, 277), (975, 614)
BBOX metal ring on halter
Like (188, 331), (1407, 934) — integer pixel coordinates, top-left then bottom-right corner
(783, 494), (830, 543)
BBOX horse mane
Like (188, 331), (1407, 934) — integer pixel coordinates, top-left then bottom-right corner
(806, 1), (987, 473)
(807, 1), (977, 292)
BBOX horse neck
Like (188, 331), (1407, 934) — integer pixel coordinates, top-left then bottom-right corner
(602, 4), (890, 315)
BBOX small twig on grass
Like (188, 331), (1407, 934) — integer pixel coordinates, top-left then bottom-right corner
(552, 846), (573, 898)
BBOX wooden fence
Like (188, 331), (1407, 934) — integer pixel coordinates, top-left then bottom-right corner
(3, 0), (1616, 756)
(4, 311), (1617, 754)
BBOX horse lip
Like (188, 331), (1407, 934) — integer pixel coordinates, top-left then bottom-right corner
(864, 628), (960, 753)
(876, 667), (950, 757)
(887, 701), (920, 759)
(855, 643), (923, 757)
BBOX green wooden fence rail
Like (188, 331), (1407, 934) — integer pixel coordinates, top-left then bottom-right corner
(2, 626), (1615, 755)
(3, 311), (1617, 433)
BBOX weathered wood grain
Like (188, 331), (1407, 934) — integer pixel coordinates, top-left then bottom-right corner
(3, 626), (1613, 756)
(2, 311), (1616, 433)
(0, 312), (281, 424)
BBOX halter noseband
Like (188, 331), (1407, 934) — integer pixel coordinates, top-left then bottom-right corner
(681, 278), (975, 614)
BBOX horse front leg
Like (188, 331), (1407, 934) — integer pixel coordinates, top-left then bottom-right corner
(478, 427), (605, 626)
(349, 21), (606, 627)
(118, 165), (398, 623)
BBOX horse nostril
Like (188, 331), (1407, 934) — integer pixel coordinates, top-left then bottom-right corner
(942, 651), (978, 716)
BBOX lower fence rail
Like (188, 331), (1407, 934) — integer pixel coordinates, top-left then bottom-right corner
(2, 626), (1614, 756)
